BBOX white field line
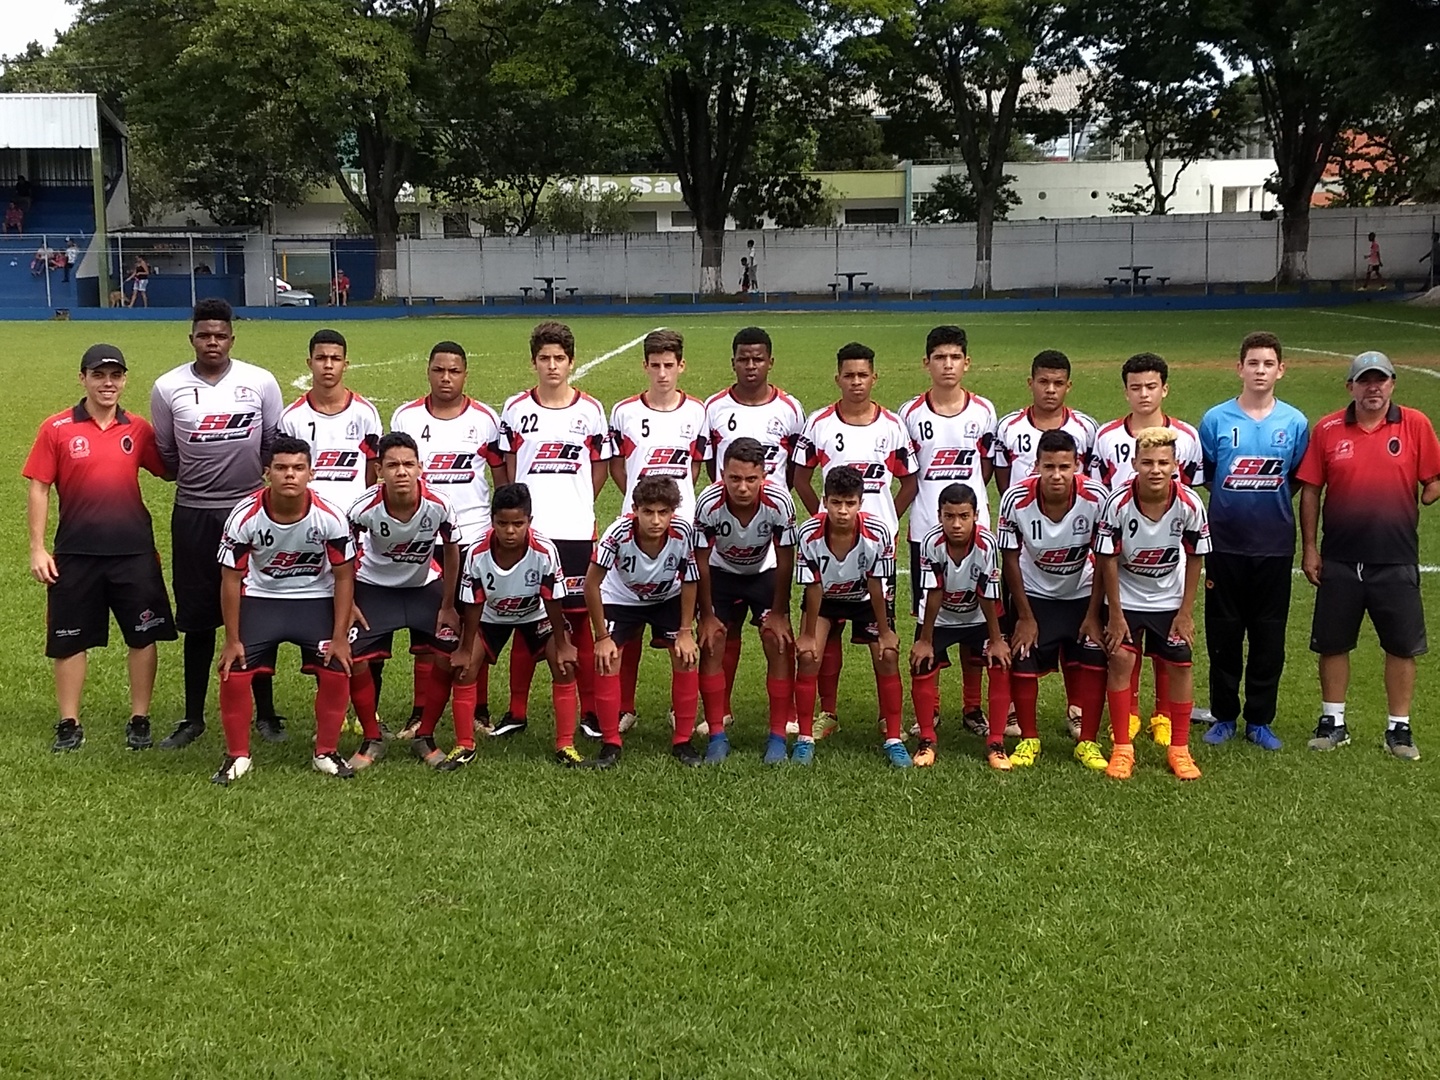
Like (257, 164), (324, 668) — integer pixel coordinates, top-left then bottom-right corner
(291, 353), (427, 391)
(572, 329), (665, 381)
(1289, 347), (1440, 379)
(1312, 310), (1440, 331)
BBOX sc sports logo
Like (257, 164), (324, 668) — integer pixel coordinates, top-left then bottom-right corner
(1222, 456), (1286, 491)
(315, 449), (363, 481)
(424, 452), (478, 483)
(1125, 548), (1179, 577)
(924, 448), (978, 481)
(639, 447), (692, 478)
(1034, 545), (1090, 576)
(190, 413), (258, 443)
(530, 442), (584, 474)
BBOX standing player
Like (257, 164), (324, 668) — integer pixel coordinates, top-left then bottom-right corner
(1094, 428), (1211, 781)
(212, 436), (357, 785)
(1198, 332), (1308, 751)
(25, 344), (177, 752)
(278, 329), (382, 510)
(994, 431), (1110, 771)
(793, 343), (916, 737)
(500, 322), (612, 738)
(150, 298), (285, 749)
(791, 466), (907, 767)
(583, 477), (701, 770)
(694, 438), (798, 765)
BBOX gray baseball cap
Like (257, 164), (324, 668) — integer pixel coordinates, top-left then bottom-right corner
(1347, 351), (1395, 381)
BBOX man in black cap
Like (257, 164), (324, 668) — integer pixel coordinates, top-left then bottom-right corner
(23, 345), (177, 752)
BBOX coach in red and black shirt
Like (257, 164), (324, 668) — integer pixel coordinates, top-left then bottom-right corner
(24, 344), (177, 753)
(1297, 351), (1440, 760)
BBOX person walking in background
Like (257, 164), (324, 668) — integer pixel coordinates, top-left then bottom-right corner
(63, 238), (79, 283)
(1362, 232), (1384, 289)
(1419, 232), (1440, 290)
(125, 257), (150, 307)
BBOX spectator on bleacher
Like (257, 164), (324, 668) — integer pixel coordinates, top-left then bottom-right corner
(31, 243), (51, 276)
(195, 262), (212, 275)
(64, 239), (79, 283)
(4, 202), (22, 234)
(331, 268), (350, 305)
(125, 257), (150, 308)
(14, 174), (33, 212)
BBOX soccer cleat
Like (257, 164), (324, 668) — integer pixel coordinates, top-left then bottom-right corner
(1148, 714), (1171, 748)
(488, 713), (528, 738)
(1385, 724), (1421, 761)
(704, 733), (731, 765)
(913, 738), (936, 768)
(1307, 715), (1350, 751)
(1167, 746), (1202, 780)
(1073, 740), (1108, 771)
(814, 711), (839, 740)
(1066, 704), (1083, 742)
(1009, 737), (1041, 768)
(908, 715), (942, 738)
(578, 712), (602, 740)
(619, 711), (640, 734)
(790, 737), (815, 765)
(437, 745), (477, 771)
(883, 738), (913, 768)
(125, 715), (153, 751)
(785, 719), (800, 736)
(583, 742), (623, 770)
(1204, 720), (1238, 745)
(393, 718), (423, 742)
(159, 718), (205, 750)
(1128, 713), (1141, 741)
(763, 734), (789, 765)
(342, 713), (362, 736)
(210, 754), (251, 786)
(1245, 724), (1283, 752)
(671, 741), (703, 768)
(1192, 705), (1216, 725)
(312, 751), (356, 779)
(554, 745), (585, 768)
(1105, 744), (1135, 780)
(986, 742), (1011, 771)
(413, 736), (446, 768)
(961, 708), (988, 737)
(255, 713), (288, 743)
(1005, 701), (1020, 739)
(347, 738), (386, 771)
(51, 718), (84, 753)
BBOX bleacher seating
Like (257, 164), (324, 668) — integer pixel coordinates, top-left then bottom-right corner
(0, 184), (95, 308)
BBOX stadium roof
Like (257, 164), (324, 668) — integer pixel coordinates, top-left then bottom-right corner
(848, 67), (1091, 118)
(0, 92), (125, 149)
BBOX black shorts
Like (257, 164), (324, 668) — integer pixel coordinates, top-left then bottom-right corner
(912, 623), (990, 672)
(1311, 560), (1427, 658)
(46, 552), (177, 658)
(1003, 596), (1106, 675)
(817, 596), (896, 645)
(605, 598), (683, 648)
(711, 567), (776, 627)
(480, 618), (555, 662)
(233, 596), (348, 674)
(1119, 607), (1192, 666)
(349, 579), (461, 661)
(554, 539), (594, 612)
(171, 504), (229, 633)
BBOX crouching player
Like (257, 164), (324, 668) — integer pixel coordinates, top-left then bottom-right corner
(994, 430), (1110, 771)
(694, 437), (798, 765)
(345, 432), (463, 771)
(910, 484), (1011, 767)
(455, 484), (580, 766)
(213, 436), (356, 785)
(585, 476), (701, 769)
(1094, 428), (1211, 780)
(792, 466), (907, 767)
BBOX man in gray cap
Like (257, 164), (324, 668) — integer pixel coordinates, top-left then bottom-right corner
(1296, 351), (1440, 759)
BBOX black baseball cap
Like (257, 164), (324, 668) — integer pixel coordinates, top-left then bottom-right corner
(80, 343), (127, 372)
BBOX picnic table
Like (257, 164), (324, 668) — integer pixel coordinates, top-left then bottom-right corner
(1118, 264), (1154, 294)
(834, 270), (867, 295)
(534, 275), (567, 303)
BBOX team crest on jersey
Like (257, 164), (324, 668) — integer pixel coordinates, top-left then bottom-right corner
(964, 421), (980, 438)
(1388, 437), (1402, 456)
(1072, 517), (1092, 536)
(305, 525), (326, 545)
(1334, 439), (1354, 460)
(569, 417), (589, 435)
(134, 609), (166, 632)
(663, 554), (680, 571)
(233, 386), (260, 405)
(120, 435), (134, 455)
(419, 513), (433, 531)
(525, 569), (541, 586)
(68, 435), (90, 459)
(346, 420), (360, 440)
(1271, 429), (1289, 447)
(766, 417), (788, 437)
(923, 448), (977, 481)
(1169, 519), (1185, 536)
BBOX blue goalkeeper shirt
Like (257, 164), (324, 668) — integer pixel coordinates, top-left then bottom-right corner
(1199, 397), (1310, 556)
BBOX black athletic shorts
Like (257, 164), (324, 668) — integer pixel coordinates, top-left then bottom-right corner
(911, 622), (990, 673)
(232, 596), (348, 674)
(171, 504), (230, 633)
(817, 596), (896, 645)
(349, 579), (461, 661)
(1003, 596), (1106, 675)
(1117, 607), (1192, 665)
(553, 539), (594, 612)
(711, 567), (776, 627)
(1311, 560), (1427, 658)
(480, 618), (554, 663)
(604, 597), (683, 648)
(46, 551), (177, 659)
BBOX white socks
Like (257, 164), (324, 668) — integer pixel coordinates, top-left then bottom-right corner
(1322, 701), (1346, 726)
(1388, 715), (1411, 731)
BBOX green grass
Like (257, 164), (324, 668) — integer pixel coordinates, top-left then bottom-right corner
(5, 306), (1440, 1077)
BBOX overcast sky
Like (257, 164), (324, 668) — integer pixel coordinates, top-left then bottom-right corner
(0, 0), (76, 59)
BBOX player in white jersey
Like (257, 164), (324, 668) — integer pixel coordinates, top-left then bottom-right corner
(583, 477), (701, 769)
(150, 298), (286, 751)
(1093, 428), (1211, 781)
(694, 438), (797, 763)
(278, 329), (382, 509)
(790, 466), (909, 768)
(993, 350), (1099, 490)
(994, 429), (1110, 773)
(909, 483), (1010, 768)
(454, 484), (581, 767)
(702, 326), (806, 483)
(212, 436), (356, 786)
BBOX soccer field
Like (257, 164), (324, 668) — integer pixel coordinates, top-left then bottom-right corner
(5, 305), (1440, 1077)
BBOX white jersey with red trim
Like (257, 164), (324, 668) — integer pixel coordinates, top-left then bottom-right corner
(278, 391), (382, 509)
(900, 391), (998, 538)
(499, 389), (610, 542)
(458, 528), (565, 624)
(1093, 415), (1204, 489)
(594, 516), (700, 606)
(995, 475), (1107, 601)
(1094, 480), (1212, 611)
(693, 480), (796, 575)
(389, 396), (503, 535)
(347, 481), (460, 589)
(920, 525), (1001, 629)
(609, 392), (707, 519)
(794, 512), (895, 603)
(219, 490), (354, 600)
(792, 403), (914, 536)
(993, 407), (1099, 483)
(702, 386), (806, 480)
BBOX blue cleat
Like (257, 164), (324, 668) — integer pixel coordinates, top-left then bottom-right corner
(1203, 720), (1237, 745)
(1245, 723), (1283, 751)
(762, 733), (789, 765)
(883, 738), (913, 768)
(705, 732), (731, 765)
(790, 738), (815, 766)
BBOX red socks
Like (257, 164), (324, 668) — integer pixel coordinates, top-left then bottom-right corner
(766, 676), (793, 737)
(413, 656), (434, 712)
(418, 663), (455, 737)
(552, 681), (578, 749)
(986, 666), (1011, 741)
(1061, 663), (1082, 711)
(795, 672), (818, 738)
(672, 669), (700, 743)
(1012, 675), (1039, 739)
(911, 667), (939, 742)
(700, 672), (729, 736)
(219, 669), (254, 757)
(721, 634), (742, 715)
(878, 672), (903, 741)
(451, 680), (478, 750)
(1109, 688), (1133, 744)
(508, 634), (536, 718)
(1077, 666), (1107, 743)
(1170, 698), (1192, 748)
(349, 664), (384, 741)
(819, 635), (842, 714)
(569, 615), (597, 717)
(1154, 661), (1171, 720)
(314, 667), (349, 755)
(962, 662), (982, 711)
(595, 670), (622, 746)
(620, 636), (642, 715)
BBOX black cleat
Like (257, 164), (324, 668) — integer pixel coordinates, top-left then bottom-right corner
(583, 742), (622, 770)
(436, 746), (477, 771)
(255, 713), (288, 743)
(125, 715), (153, 751)
(578, 712), (602, 740)
(488, 712), (528, 738)
(52, 718), (84, 753)
(961, 708), (988, 737)
(671, 740), (703, 768)
(554, 745), (585, 768)
(211, 754), (252, 786)
(312, 751), (356, 779)
(159, 718), (206, 750)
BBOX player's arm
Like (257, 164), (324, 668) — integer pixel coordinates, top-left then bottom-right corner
(504, 451), (518, 483)
(796, 581), (822, 660)
(695, 556), (725, 652)
(1171, 554), (1202, 646)
(27, 478), (58, 584)
(994, 465), (1011, 495)
(542, 595), (577, 672)
(456, 601), (484, 681)
(149, 383), (178, 477)
(584, 562), (618, 673)
(366, 459), (380, 487)
(675, 579), (699, 666)
(438, 541), (461, 637)
(608, 456), (627, 494)
(1299, 482), (1322, 585)
(326, 559), (356, 673)
(218, 566), (247, 676)
(794, 464), (820, 515)
(911, 587), (943, 671)
(1001, 549), (1038, 656)
(980, 596), (1010, 668)
(764, 545), (796, 648)
(1423, 477), (1440, 505)
(867, 574), (899, 656)
(894, 473), (918, 517)
(1096, 553), (1128, 654)
(591, 460), (609, 498)
(260, 377), (284, 460)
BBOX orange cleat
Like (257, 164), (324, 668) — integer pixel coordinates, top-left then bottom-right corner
(986, 742), (1011, 771)
(1167, 746), (1202, 780)
(1105, 744), (1135, 780)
